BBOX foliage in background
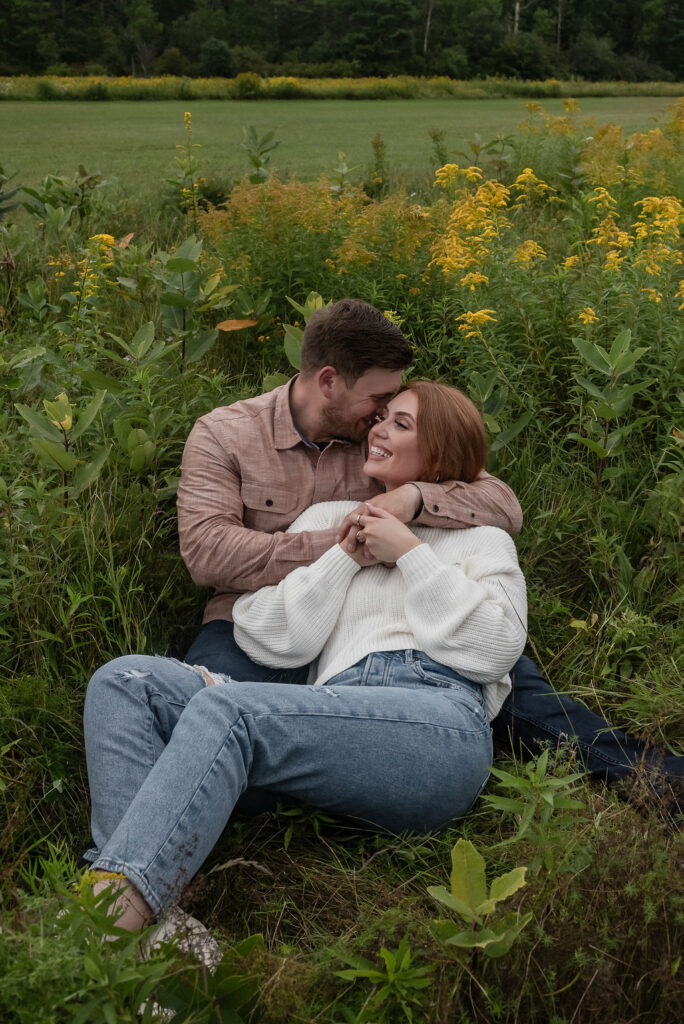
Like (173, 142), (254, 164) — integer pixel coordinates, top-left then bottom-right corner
(1, 96), (683, 1021)
(1, 0), (683, 83)
(2, 75), (684, 103)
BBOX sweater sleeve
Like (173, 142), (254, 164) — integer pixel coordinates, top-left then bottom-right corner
(232, 502), (360, 668)
(396, 530), (527, 684)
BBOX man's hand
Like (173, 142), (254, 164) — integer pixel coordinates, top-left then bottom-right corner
(335, 484), (422, 550)
(357, 503), (422, 563)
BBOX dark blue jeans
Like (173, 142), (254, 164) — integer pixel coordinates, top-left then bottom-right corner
(185, 621), (683, 809)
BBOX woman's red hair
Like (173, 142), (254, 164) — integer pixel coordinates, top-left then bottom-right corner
(399, 380), (487, 483)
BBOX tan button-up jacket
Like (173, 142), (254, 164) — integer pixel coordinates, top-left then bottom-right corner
(177, 380), (523, 622)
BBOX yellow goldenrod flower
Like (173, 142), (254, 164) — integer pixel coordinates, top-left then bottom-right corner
(562, 255), (581, 270)
(434, 163), (482, 190)
(456, 309), (497, 337)
(641, 288), (662, 303)
(562, 98), (579, 113)
(577, 307), (599, 325)
(512, 240), (546, 264)
(460, 271), (489, 290)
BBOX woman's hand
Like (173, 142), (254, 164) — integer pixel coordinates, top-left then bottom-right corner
(339, 523), (379, 566)
(357, 503), (422, 563)
(335, 484), (422, 548)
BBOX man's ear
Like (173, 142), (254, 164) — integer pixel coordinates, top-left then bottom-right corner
(317, 366), (338, 400)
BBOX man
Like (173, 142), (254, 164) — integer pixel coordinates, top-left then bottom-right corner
(178, 298), (682, 812)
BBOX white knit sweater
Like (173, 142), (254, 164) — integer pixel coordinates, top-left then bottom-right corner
(233, 501), (527, 720)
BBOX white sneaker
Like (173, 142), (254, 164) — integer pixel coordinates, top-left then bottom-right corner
(142, 905), (222, 970)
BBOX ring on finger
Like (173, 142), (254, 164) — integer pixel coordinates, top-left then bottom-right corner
(356, 513), (362, 526)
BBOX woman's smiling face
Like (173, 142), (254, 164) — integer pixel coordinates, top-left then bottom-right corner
(364, 390), (425, 490)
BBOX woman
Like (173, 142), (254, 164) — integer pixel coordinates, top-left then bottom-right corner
(80, 382), (527, 946)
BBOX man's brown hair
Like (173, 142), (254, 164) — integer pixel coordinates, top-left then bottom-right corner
(400, 380), (487, 483)
(300, 298), (412, 383)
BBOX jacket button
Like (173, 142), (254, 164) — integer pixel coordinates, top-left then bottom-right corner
(265, 499), (273, 507)
(432, 504), (439, 512)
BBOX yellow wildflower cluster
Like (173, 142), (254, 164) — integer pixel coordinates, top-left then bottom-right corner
(587, 198), (633, 274)
(459, 271), (489, 291)
(334, 193), (432, 273)
(583, 124), (626, 187)
(202, 176), (366, 246)
(46, 233), (118, 299)
(434, 164), (483, 192)
(456, 308), (497, 337)
(431, 169), (511, 280)
(511, 168), (557, 210)
(544, 114), (575, 136)
(577, 307), (599, 325)
(513, 239), (546, 265)
(664, 97), (684, 135)
(633, 195), (684, 277)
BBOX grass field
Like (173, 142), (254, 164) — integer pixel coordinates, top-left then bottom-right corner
(3, 95), (677, 193)
(2, 92), (684, 1022)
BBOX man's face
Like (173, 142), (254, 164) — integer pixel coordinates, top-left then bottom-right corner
(321, 367), (404, 442)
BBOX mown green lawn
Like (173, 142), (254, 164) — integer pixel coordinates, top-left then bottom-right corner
(3, 95), (676, 192)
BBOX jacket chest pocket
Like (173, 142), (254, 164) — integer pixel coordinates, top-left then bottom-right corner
(240, 482), (300, 529)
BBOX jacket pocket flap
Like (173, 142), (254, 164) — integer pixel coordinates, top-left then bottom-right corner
(241, 482), (299, 513)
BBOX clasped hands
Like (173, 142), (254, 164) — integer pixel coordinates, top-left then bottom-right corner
(336, 485), (422, 566)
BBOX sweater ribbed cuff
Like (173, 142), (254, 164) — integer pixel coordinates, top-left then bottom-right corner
(396, 542), (458, 585)
(319, 543), (363, 586)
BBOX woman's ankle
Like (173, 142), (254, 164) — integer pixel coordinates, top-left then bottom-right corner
(83, 869), (155, 930)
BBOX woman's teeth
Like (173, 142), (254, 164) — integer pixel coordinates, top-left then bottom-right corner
(370, 446), (390, 458)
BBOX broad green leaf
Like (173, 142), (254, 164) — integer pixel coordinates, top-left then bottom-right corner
(608, 328), (632, 363)
(572, 338), (612, 375)
(31, 437), (77, 472)
(469, 369), (498, 403)
(262, 372), (290, 392)
(427, 884), (479, 922)
(429, 919), (461, 943)
(573, 373), (606, 401)
(449, 838), (487, 912)
(15, 403), (63, 441)
(567, 432), (609, 458)
(488, 866), (527, 907)
(70, 389), (106, 440)
(165, 257), (196, 274)
(185, 328), (218, 364)
(174, 235), (204, 261)
(43, 392), (72, 431)
(613, 346), (648, 379)
(482, 912), (533, 959)
(283, 323), (302, 369)
(130, 321), (155, 359)
(71, 445), (110, 496)
(160, 290), (194, 308)
(77, 368), (124, 394)
(489, 410), (534, 453)
(8, 345), (45, 369)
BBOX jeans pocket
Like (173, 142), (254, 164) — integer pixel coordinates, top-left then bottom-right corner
(414, 659), (489, 722)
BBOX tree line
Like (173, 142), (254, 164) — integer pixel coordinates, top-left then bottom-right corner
(2, 0), (683, 81)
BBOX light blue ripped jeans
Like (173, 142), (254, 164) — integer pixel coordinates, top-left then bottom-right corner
(83, 651), (492, 917)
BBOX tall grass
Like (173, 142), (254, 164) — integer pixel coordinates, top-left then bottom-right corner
(2, 74), (684, 102)
(0, 97), (683, 1022)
